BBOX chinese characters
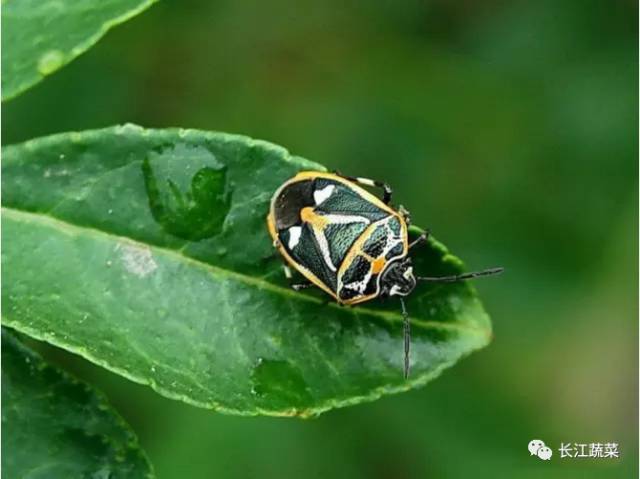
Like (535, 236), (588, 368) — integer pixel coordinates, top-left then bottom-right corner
(558, 443), (619, 459)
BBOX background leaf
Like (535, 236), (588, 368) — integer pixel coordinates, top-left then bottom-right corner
(1, 0), (156, 101)
(1, 329), (153, 478)
(2, 125), (492, 417)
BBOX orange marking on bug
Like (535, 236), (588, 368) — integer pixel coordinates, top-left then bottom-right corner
(300, 207), (329, 230)
(371, 256), (386, 274)
(338, 223), (378, 278)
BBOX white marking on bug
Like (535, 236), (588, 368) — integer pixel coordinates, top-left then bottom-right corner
(288, 226), (302, 249)
(312, 227), (337, 271)
(337, 216), (406, 299)
(389, 285), (403, 296)
(116, 242), (158, 278)
(298, 211), (371, 275)
(313, 185), (335, 205)
(322, 214), (370, 225)
(344, 270), (372, 295)
(344, 282), (365, 293)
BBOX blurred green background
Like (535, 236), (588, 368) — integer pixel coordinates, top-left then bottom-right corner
(4, 0), (637, 477)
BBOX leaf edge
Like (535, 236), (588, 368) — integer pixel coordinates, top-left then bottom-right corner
(2, 1), (158, 102)
(1, 328), (156, 477)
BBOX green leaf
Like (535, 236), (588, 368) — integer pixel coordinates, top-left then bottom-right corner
(1, 0), (156, 101)
(2, 125), (493, 417)
(1, 329), (154, 478)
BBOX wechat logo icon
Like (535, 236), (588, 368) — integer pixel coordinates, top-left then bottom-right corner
(528, 439), (553, 461)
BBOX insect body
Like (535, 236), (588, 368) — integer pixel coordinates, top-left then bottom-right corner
(267, 171), (502, 378)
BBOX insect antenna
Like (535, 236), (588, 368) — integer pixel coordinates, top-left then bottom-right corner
(417, 267), (504, 283)
(400, 297), (410, 379)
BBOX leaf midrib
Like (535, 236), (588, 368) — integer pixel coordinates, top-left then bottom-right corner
(2, 206), (488, 337)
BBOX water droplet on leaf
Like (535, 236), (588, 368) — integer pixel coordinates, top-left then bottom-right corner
(37, 50), (64, 75)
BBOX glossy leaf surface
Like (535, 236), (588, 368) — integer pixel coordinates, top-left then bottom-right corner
(2, 125), (493, 416)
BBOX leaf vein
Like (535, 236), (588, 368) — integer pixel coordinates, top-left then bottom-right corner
(2, 207), (489, 338)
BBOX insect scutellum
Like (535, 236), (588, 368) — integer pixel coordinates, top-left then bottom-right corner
(267, 170), (503, 380)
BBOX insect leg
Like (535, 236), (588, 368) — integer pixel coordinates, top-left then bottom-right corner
(282, 264), (313, 291)
(398, 204), (412, 225)
(400, 297), (411, 379)
(417, 267), (504, 283)
(333, 170), (393, 204)
(408, 229), (430, 250)
(283, 264), (293, 279)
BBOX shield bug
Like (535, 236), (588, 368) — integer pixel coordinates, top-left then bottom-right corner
(267, 171), (502, 378)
